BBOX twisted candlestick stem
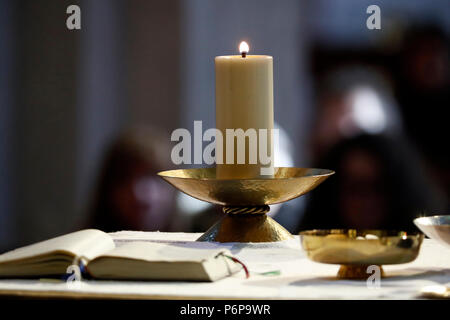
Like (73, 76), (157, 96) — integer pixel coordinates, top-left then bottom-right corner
(223, 205), (270, 215)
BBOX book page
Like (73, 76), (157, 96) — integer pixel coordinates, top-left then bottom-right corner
(0, 229), (115, 263)
(94, 241), (231, 263)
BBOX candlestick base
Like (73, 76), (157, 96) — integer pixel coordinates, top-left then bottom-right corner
(197, 205), (292, 242)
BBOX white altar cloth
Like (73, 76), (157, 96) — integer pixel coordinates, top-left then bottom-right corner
(0, 231), (449, 299)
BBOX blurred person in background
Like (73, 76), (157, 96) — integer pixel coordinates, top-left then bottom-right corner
(86, 126), (185, 232)
(310, 66), (403, 161)
(394, 24), (450, 209)
(301, 64), (446, 232)
(297, 134), (443, 233)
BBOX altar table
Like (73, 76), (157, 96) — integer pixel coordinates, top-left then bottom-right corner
(0, 231), (449, 299)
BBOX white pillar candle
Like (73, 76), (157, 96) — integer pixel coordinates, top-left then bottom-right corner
(215, 42), (274, 179)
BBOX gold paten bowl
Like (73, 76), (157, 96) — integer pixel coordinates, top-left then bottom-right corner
(414, 215), (450, 249)
(300, 229), (424, 279)
(157, 167), (334, 206)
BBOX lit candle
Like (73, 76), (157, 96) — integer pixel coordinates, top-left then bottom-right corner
(215, 41), (274, 179)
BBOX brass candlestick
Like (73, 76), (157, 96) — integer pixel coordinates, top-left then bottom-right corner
(158, 167), (334, 242)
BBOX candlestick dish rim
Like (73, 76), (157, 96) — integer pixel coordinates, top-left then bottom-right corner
(157, 167), (334, 181)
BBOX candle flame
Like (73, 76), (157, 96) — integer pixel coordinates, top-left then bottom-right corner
(239, 41), (249, 54)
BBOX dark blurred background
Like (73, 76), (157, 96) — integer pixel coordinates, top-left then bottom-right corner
(0, 0), (448, 251)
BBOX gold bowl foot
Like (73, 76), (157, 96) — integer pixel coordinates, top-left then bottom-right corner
(337, 265), (385, 280)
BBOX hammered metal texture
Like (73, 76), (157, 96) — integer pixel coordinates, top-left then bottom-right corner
(157, 167), (334, 206)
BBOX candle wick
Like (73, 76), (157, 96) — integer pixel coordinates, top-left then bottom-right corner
(241, 52), (247, 58)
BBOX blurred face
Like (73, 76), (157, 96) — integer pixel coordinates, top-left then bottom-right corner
(338, 149), (387, 229)
(313, 94), (348, 158)
(406, 37), (448, 90)
(111, 160), (174, 231)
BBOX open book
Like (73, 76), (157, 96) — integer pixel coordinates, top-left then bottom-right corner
(0, 229), (242, 282)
